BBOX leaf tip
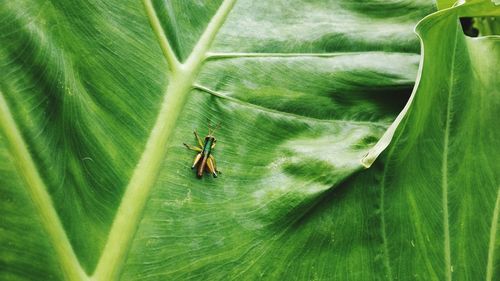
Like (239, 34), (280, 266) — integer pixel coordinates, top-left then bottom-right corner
(361, 152), (375, 169)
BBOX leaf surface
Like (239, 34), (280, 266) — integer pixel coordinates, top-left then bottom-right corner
(3, 0), (497, 281)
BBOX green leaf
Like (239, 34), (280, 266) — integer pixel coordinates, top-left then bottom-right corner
(2, 0), (496, 280)
(375, 1), (500, 280)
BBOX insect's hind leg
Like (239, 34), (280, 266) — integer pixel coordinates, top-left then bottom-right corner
(209, 155), (220, 174)
(207, 157), (218, 178)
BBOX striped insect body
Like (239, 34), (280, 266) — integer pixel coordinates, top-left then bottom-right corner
(183, 124), (220, 178)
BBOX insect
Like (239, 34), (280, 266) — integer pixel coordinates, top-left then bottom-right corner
(183, 124), (220, 178)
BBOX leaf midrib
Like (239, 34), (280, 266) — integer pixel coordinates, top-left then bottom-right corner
(1, 0), (237, 280)
(440, 23), (459, 281)
(92, 1), (237, 280)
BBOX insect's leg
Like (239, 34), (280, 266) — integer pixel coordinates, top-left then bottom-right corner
(209, 155), (220, 173)
(207, 156), (219, 177)
(184, 143), (202, 152)
(191, 152), (202, 169)
(194, 130), (204, 147)
(211, 141), (216, 149)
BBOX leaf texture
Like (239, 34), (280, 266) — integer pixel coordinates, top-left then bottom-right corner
(3, 0), (497, 281)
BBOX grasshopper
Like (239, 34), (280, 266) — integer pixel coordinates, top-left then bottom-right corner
(183, 125), (220, 178)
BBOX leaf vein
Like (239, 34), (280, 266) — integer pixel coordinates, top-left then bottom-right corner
(441, 24), (459, 281)
(143, 0), (181, 73)
(0, 91), (87, 281)
(92, 1), (237, 280)
(486, 187), (500, 281)
(193, 84), (390, 127)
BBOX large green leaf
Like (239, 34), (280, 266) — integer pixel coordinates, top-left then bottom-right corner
(1, 0), (497, 280)
(362, 1), (500, 280)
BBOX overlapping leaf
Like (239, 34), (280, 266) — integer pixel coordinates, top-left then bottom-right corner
(374, 1), (500, 279)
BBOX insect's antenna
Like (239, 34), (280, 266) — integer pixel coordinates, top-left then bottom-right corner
(208, 121), (221, 135)
(207, 118), (215, 135)
(207, 121), (213, 135)
(211, 122), (221, 135)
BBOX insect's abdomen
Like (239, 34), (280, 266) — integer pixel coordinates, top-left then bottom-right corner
(197, 155), (208, 178)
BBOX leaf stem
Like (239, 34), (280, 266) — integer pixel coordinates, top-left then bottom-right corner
(0, 92), (88, 281)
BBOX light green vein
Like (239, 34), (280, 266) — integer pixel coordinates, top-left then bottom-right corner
(486, 187), (500, 281)
(92, 0), (237, 280)
(205, 51), (373, 60)
(441, 25), (459, 281)
(184, 0), (237, 69)
(0, 92), (88, 281)
(192, 84), (388, 127)
(379, 158), (394, 280)
(143, 0), (180, 73)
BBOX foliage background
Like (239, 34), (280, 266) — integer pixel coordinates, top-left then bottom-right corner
(0, 0), (499, 280)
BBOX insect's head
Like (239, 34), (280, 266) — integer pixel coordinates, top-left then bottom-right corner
(205, 135), (217, 142)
